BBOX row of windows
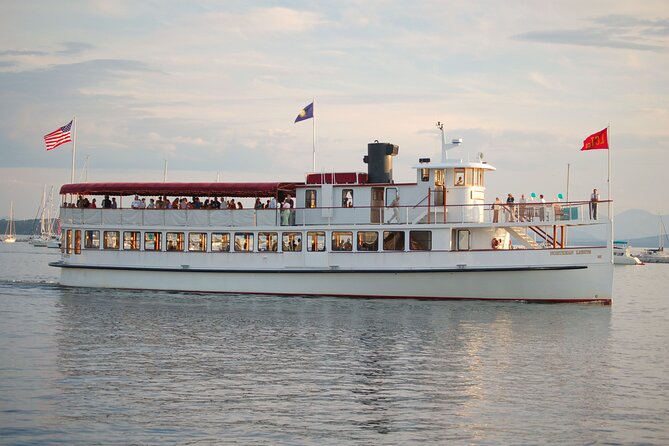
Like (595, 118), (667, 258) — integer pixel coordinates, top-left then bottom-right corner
(64, 229), (432, 254)
(420, 167), (485, 187)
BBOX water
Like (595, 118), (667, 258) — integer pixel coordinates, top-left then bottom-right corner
(0, 243), (668, 445)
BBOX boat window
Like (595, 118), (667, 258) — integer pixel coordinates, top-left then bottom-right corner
(357, 231), (378, 251)
(383, 231), (405, 251)
(434, 170), (444, 186)
(307, 231), (325, 252)
(421, 168), (429, 182)
(457, 229), (470, 251)
(103, 231), (120, 250)
(166, 232), (184, 251)
(465, 168), (474, 186)
(342, 189), (353, 208)
(64, 229), (72, 254)
(84, 230), (100, 249)
(74, 230), (82, 255)
(305, 190), (317, 209)
(282, 232), (302, 252)
(211, 233), (230, 252)
(258, 232), (278, 252)
(409, 231), (432, 251)
(144, 232), (162, 251)
(188, 232), (207, 252)
(332, 231), (353, 251)
(454, 169), (465, 186)
(123, 231), (140, 251)
(234, 232), (254, 252)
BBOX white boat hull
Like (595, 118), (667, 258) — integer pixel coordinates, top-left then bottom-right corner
(55, 250), (612, 303)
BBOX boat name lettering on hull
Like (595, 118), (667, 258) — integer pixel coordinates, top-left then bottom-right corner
(551, 249), (592, 256)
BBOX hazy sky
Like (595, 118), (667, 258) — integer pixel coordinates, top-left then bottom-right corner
(1, 1), (667, 218)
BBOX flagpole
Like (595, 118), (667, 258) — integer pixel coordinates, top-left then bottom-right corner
(71, 117), (77, 184)
(608, 124), (613, 253)
(312, 97), (316, 173)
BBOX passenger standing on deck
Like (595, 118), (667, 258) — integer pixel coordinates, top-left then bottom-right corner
(492, 197), (501, 223)
(590, 188), (599, 220)
(506, 193), (515, 222)
(539, 194), (546, 221)
(519, 194), (527, 221)
(281, 199), (291, 225)
(111, 197), (118, 209)
(102, 195), (112, 209)
(387, 195), (401, 223)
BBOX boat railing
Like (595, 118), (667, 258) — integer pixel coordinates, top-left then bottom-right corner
(59, 199), (610, 228)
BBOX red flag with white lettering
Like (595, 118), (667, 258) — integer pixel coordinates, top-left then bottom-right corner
(581, 128), (608, 151)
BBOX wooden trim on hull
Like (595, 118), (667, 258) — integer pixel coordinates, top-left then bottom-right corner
(50, 261), (587, 274)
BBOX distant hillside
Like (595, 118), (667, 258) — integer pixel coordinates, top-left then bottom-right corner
(0, 219), (46, 236)
(613, 209), (668, 247)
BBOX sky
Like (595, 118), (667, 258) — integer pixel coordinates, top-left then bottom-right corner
(1, 0), (668, 219)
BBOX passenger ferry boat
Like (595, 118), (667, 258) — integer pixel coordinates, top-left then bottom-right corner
(50, 128), (613, 303)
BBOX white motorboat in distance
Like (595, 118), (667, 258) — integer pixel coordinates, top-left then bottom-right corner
(613, 241), (642, 265)
(50, 127), (614, 303)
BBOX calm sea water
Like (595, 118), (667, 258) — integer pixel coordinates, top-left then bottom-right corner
(0, 243), (667, 445)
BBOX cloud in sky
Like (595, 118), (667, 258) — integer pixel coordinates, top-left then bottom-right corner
(0, 1), (668, 218)
(513, 14), (669, 51)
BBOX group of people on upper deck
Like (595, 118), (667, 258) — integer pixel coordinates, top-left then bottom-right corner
(492, 193), (553, 223)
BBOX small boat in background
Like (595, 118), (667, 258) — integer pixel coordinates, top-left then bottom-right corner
(613, 241), (642, 265)
(3, 202), (16, 244)
(638, 215), (669, 264)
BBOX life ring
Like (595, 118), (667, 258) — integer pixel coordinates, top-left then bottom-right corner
(491, 238), (501, 250)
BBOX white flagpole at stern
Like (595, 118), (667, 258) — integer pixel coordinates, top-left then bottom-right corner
(71, 116), (77, 184)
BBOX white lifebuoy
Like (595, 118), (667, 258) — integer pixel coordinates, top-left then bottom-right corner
(492, 238), (501, 250)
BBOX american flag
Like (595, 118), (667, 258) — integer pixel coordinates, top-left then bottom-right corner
(44, 120), (73, 151)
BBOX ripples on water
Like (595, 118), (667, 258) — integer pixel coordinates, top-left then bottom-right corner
(0, 243), (668, 445)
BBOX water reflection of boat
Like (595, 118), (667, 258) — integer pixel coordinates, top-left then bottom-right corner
(613, 241), (642, 265)
(3, 202), (16, 244)
(638, 215), (669, 264)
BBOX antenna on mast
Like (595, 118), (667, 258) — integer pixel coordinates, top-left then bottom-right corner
(436, 122), (462, 162)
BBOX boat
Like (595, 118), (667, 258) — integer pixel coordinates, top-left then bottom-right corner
(49, 126), (613, 303)
(3, 201), (16, 243)
(30, 186), (60, 248)
(638, 215), (669, 263)
(613, 241), (642, 265)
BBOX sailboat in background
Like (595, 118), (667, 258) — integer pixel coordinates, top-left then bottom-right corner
(3, 202), (16, 243)
(30, 186), (60, 248)
(638, 215), (669, 264)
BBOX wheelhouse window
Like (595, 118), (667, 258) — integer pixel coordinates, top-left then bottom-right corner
(188, 232), (207, 252)
(457, 229), (471, 251)
(306, 231), (325, 252)
(357, 231), (378, 252)
(409, 231), (432, 251)
(84, 230), (100, 249)
(74, 230), (81, 255)
(383, 231), (405, 251)
(421, 168), (429, 182)
(234, 232), (254, 252)
(123, 231), (140, 250)
(144, 232), (161, 251)
(282, 232), (302, 252)
(258, 232), (278, 252)
(342, 189), (353, 208)
(166, 232), (184, 251)
(332, 231), (353, 251)
(104, 231), (120, 250)
(305, 190), (317, 209)
(454, 169), (465, 186)
(211, 233), (230, 252)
